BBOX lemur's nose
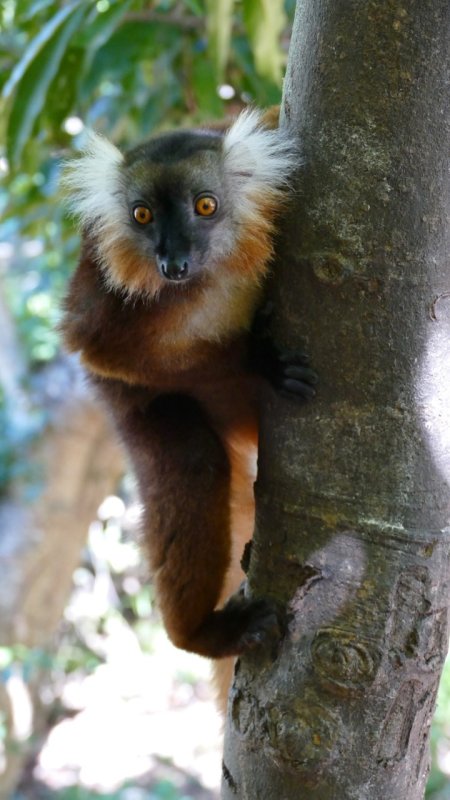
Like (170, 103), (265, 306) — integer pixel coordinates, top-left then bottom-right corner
(157, 256), (189, 282)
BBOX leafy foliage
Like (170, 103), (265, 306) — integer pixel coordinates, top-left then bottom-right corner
(1, 0), (291, 169)
(242, 0), (287, 85)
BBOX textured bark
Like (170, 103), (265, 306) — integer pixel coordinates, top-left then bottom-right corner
(0, 358), (123, 797)
(223, 1), (450, 798)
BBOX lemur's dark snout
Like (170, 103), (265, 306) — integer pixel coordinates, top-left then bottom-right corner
(157, 256), (190, 282)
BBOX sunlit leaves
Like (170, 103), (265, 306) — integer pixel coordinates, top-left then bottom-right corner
(205, 0), (287, 86)
(4, 2), (87, 166)
(2, 0), (292, 170)
(243, 0), (287, 85)
(205, 0), (234, 81)
(3, 2), (82, 100)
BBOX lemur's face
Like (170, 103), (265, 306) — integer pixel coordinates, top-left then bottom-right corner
(63, 110), (296, 299)
(124, 132), (233, 285)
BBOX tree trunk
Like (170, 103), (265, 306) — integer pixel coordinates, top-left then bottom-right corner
(222, 1), (450, 798)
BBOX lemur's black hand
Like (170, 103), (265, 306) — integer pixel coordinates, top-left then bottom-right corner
(249, 303), (318, 400)
(275, 349), (318, 399)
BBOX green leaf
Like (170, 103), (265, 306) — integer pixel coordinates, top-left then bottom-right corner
(242, 0), (287, 85)
(231, 34), (281, 105)
(184, 0), (204, 14)
(205, 0), (235, 81)
(192, 56), (223, 117)
(44, 45), (85, 130)
(81, 0), (132, 53)
(83, 20), (174, 90)
(18, 0), (60, 24)
(6, 4), (87, 167)
(2, 1), (82, 100)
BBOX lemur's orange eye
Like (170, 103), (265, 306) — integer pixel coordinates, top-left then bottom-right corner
(194, 195), (218, 217)
(133, 205), (153, 225)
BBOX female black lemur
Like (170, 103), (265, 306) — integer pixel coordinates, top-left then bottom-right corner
(61, 106), (314, 707)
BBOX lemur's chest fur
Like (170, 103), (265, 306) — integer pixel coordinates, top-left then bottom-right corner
(155, 269), (264, 351)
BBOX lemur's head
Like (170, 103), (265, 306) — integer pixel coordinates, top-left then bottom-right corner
(62, 109), (297, 299)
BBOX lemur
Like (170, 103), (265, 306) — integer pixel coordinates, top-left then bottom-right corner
(61, 107), (315, 708)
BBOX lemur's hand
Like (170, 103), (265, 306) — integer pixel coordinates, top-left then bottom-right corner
(271, 348), (317, 399)
(249, 303), (318, 400)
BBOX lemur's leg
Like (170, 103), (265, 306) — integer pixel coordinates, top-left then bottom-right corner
(97, 381), (277, 658)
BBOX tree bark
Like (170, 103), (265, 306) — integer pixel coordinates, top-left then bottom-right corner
(222, 1), (450, 798)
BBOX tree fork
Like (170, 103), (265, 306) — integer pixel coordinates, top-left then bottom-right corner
(222, 0), (450, 798)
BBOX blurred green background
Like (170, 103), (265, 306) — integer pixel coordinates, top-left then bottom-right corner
(1, 1), (449, 798)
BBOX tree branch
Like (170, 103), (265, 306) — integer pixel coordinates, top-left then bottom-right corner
(123, 10), (205, 31)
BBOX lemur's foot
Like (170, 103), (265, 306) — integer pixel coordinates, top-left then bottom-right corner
(220, 593), (280, 653)
(181, 593), (281, 658)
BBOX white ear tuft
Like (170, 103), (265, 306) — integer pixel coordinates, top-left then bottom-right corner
(223, 108), (299, 191)
(61, 131), (125, 234)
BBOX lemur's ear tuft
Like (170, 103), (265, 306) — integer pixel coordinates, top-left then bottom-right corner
(61, 131), (125, 233)
(223, 107), (299, 191)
